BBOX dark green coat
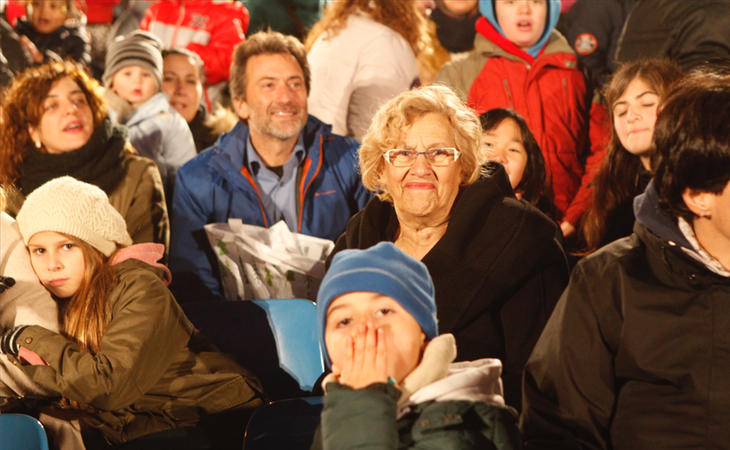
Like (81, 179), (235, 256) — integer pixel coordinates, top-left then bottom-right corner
(312, 382), (521, 450)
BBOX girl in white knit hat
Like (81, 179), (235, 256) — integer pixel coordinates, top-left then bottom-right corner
(2, 176), (263, 449)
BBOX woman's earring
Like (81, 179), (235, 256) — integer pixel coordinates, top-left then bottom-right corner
(34, 141), (41, 149)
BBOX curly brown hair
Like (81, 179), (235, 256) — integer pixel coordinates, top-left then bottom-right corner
(0, 61), (107, 186)
(304, 0), (426, 54)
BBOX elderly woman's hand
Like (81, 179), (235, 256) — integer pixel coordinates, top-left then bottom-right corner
(331, 321), (392, 390)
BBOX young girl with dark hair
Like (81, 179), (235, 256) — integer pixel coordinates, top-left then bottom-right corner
(580, 59), (682, 253)
(480, 108), (560, 220)
(1, 176), (263, 449)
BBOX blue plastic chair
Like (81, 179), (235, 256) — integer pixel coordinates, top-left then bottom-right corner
(0, 414), (49, 450)
(182, 298), (325, 399)
(251, 299), (324, 392)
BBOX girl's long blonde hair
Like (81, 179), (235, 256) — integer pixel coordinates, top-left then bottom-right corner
(59, 235), (117, 354)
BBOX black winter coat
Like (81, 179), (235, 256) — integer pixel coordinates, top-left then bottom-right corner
(329, 167), (569, 409)
(14, 18), (91, 67)
(615, 0), (730, 72)
(522, 182), (730, 448)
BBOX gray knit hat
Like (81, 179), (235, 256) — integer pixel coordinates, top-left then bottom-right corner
(17, 176), (133, 257)
(103, 30), (163, 88)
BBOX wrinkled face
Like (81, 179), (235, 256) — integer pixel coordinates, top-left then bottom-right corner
(111, 65), (159, 106)
(232, 53), (308, 143)
(28, 76), (94, 154)
(383, 113), (463, 224)
(495, 0), (547, 51)
(28, 231), (86, 299)
(325, 292), (426, 384)
(162, 53), (203, 122)
(29, 0), (67, 34)
(481, 118), (528, 191)
(613, 77), (660, 158)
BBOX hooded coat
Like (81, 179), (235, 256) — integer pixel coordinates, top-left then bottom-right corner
(521, 181), (730, 448)
(435, 0), (602, 226)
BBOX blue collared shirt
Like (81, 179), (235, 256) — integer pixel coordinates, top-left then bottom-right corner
(245, 135), (306, 232)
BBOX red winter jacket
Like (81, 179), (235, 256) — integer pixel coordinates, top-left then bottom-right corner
(466, 18), (603, 225)
(139, 0), (249, 85)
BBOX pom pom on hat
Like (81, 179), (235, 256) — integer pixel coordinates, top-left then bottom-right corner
(17, 176), (132, 257)
(103, 30), (163, 89)
(316, 242), (438, 367)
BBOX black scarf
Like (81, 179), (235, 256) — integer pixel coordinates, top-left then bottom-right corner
(431, 4), (479, 53)
(19, 118), (127, 196)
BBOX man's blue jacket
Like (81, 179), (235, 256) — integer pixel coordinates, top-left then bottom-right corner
(169, 115), (371, 301)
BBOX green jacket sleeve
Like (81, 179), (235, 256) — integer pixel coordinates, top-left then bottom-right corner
(15, 266), (192, 411)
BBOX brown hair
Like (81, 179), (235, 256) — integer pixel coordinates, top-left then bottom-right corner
(580, 59), (682, 253)
(305, 0), (425, 55)
(0, 61), (107, 186)
(59, 235), (117, 354)
(229, 31), (310, 101)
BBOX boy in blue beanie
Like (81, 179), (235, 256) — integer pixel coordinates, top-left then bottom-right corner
(436, 0), (603, 238)
(312, 242), (520, 449)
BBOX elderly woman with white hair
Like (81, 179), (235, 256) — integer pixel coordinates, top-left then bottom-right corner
(329, 85), (569, 409)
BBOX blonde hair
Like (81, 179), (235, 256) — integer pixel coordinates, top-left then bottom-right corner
(305, 0), (425, 55)
(359, 85), (482, 202)
(58, 235), (117, 354)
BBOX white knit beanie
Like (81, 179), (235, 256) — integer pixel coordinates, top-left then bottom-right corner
(17, 177), (133, 257)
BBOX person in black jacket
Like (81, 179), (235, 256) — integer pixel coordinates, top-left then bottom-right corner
(557, 0), (635, 90)
(14, 0), (91, 68)
(615, 0), (730, 73)
(329, 85), (569, 410)
(521, 72), (730, 449)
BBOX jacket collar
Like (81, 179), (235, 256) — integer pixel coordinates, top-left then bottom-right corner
(473, 21), (575, 67)
(210, 114), (331, 187)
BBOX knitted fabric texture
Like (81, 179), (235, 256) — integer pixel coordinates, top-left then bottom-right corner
(316, 242), (438, 367)
(17, 176), (132, 257)
(103, 30), (163, 88)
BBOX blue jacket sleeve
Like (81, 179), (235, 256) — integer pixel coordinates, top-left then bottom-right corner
(169, 158), (222, 302)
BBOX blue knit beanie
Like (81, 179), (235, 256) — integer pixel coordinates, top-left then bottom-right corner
(479, 0), (561, 58)
(316, 242), (438, 367)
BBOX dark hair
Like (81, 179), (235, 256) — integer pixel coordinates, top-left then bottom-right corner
(655, 72), (730, 222)
(581, 59), (682, 252)
(479, 108), (547, 206)
(162, 47), (206, 84)
(229, 31), (310, 101)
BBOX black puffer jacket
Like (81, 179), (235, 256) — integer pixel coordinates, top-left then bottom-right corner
(615, 0), (730, 72)
(14, 18), (91, 67)
(522, 181), (730, 449)
(330, 166), (569, 410)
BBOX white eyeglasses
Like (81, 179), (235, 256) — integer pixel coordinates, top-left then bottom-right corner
(383, 148), (461, 167)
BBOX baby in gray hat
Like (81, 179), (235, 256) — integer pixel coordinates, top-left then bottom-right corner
(103, 30), (195, 197)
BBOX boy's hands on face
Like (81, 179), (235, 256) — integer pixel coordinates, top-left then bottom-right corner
(332, 321), (392, 390)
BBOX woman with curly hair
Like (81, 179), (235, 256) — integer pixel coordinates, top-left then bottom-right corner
(305, 0), (426, 141)
(580, 59), (682, 253)
(0, 61), (169, 249)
